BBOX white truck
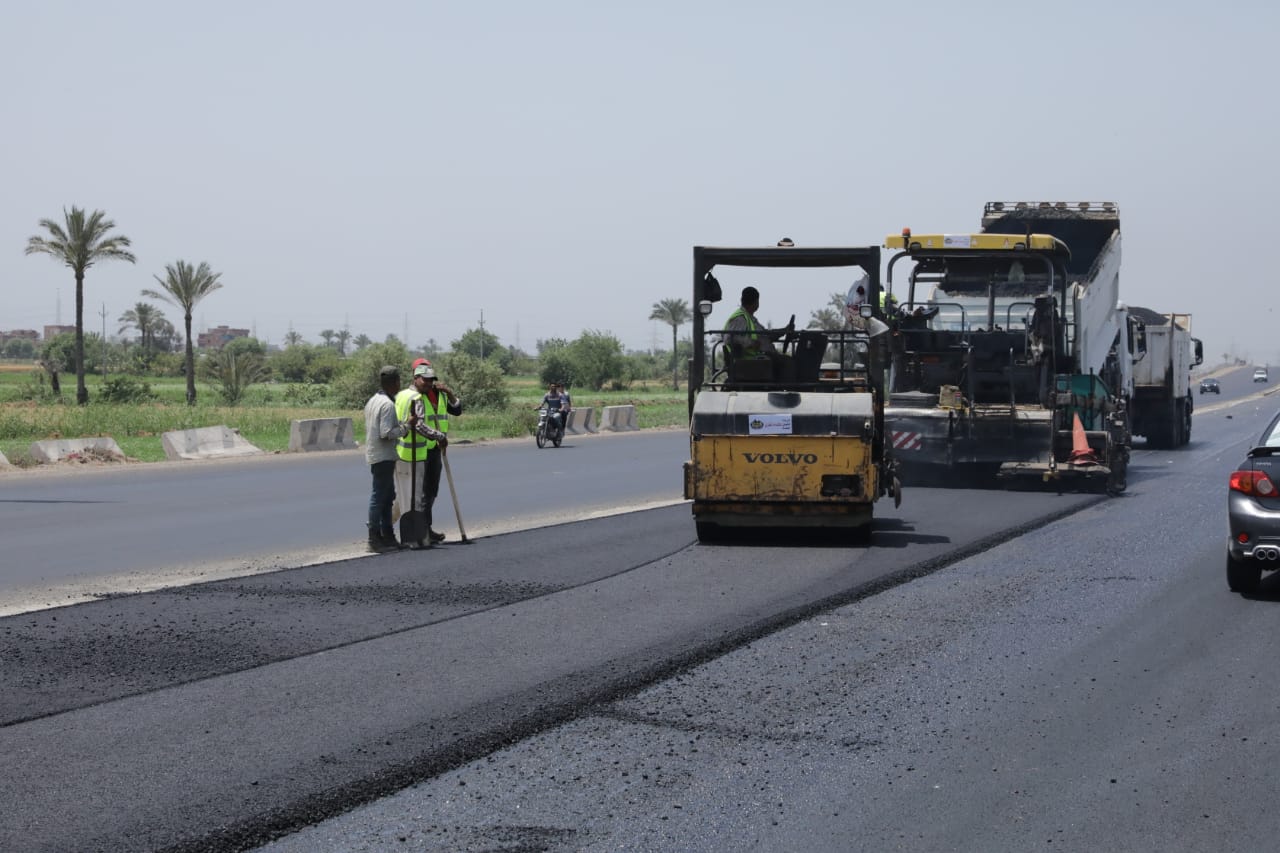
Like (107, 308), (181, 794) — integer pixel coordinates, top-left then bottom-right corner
(1125, 308), (1203, 448)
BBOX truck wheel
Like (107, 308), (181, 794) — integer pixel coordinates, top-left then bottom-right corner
(1106, 453), (1128, 496)
(1227, 553), (1261, 594)
(695, 521), (723, 544)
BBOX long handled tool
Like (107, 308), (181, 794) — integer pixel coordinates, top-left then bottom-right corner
(441, 447), (471, 543)
(399, 427), (427, 547)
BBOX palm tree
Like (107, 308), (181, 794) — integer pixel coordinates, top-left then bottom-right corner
(808, 307), (844, 331)
(353, 333), (372, 351)
(283, 329), (304, 348)
(153, 317), (178, 353)
(118, 301), (166, 364)
(25, 207), (135, 404)
(648, 297), (691, 390)
(335, 328), (352, 356)
(203, 348), (268, 406)
(143, 260), (224, 405)
(319, 329), (337, 349)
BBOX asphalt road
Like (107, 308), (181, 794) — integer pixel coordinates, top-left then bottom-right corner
(3, 367), (1276, 852)
(0, 429), (689, 614)
(256, 370), (1280, 853)
(1, 450), (1099, 850)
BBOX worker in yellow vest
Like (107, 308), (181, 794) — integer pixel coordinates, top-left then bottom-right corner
(396, 360), (464, 545)
(395, 362), (448, 549)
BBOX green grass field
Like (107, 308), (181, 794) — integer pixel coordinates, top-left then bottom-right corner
(0, 363), (688, 465)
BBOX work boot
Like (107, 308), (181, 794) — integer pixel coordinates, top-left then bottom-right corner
(428, 528), (446, 543)
(407, 538), (433, 551)
(381, 531), (407, 551)
(367, 526), (392, 554)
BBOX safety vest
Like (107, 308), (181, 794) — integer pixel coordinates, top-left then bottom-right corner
(726, 307), (760, 350)
(394, 389), (429, 462)
(421, 390), (450, 449)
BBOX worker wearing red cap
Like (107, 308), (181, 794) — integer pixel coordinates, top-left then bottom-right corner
(418, 362), (462, 542)
(394, 363), (448, 548)
(395, 361), (463, 545)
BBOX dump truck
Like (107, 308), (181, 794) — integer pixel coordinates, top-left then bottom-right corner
(683, 242), (900, 542)
(881, 202), (1135, 493)
(1125, 307), (1204, 448)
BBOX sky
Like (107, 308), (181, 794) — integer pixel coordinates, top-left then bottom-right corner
(2, 0), (1277, 363)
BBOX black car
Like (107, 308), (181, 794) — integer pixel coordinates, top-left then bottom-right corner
(1226, 410), (1280, 593)
(1200, 377), (1220, 394)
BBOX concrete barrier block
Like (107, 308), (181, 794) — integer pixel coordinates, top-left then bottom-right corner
(161, 425), (264, 460)
(28, 437), (125, 464)
(288, 417), (357, 452)
(565, 407), (596, 435)
(599, 405), (638, 432)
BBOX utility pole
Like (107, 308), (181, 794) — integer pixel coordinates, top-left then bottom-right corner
(99, 303), (108, 380)
(479, 310), (485, 360)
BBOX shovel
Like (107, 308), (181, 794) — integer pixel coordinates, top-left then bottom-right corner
(442, 447), (471, 543)
(398, 426), (427, 547)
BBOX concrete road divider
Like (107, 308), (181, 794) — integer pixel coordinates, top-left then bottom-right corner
(29, 437), (125, 464)
(565, 407), (597, 434)
(599, 405), (639, 432)
(288, 417), (357, 452)
(161, 425), (264, 461)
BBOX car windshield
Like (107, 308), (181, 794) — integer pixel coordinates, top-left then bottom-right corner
(1261, 416), (1280, 448)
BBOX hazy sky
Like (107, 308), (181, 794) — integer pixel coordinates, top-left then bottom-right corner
(3, 1), (1277, 362)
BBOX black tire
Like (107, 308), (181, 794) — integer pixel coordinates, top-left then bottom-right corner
(1106, 450), (1128, 496)
(850, 523), (873, 546)
(553, 433), (562, 448)
(695, 521), (723, 543)
(535, 427), (546, 449)
(1227, 553), (1261, 594)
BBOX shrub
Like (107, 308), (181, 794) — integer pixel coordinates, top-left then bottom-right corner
(439, 352), (510, 410)
(99, 376), (157, 404)
(282, 383), (330, 406)
(203, 350), (268, 406)
(331, 341), (412, 408)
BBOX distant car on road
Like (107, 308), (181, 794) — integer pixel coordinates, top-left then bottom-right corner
(1227, 410), (1280, 593)
(1255, 367), (1269, 383)
(1200, 378), (1221, 394)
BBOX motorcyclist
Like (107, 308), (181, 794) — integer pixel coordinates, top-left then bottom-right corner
(538, 382), (568, 441)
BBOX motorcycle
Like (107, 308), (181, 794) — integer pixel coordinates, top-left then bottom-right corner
(535, 406), (565, 448)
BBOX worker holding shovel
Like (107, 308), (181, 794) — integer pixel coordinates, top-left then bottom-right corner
(394, 362), (449, 549)
(411, 360), (463, 543)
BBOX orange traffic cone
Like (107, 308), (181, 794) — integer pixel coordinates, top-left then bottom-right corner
(1067, 412), (1099, 464)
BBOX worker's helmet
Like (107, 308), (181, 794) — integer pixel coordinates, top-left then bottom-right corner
(413, 364), (436, 380)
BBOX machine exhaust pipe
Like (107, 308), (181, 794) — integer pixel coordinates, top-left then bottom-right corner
(1254, 546), (1280, 562)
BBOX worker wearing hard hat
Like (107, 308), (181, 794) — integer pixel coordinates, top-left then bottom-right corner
(394, 362), (450, 549)
(401, 360), (463, 544)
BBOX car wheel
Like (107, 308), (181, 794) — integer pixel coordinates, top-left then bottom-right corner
(1227, 552), (1261, 594)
